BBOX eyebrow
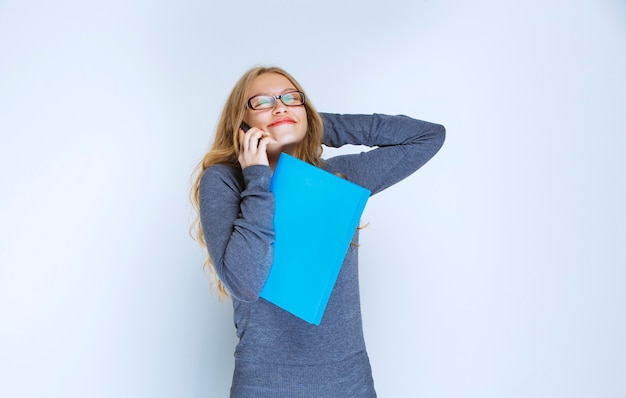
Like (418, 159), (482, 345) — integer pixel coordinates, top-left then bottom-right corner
(250, 88), (298, 97)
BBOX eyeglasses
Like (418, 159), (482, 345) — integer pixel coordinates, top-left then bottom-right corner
(246, 91), (306, 110)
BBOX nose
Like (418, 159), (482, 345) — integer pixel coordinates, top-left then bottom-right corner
(272, 98), (288, 114)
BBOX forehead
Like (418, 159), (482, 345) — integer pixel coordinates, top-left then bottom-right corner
(248, 73), (296, 96)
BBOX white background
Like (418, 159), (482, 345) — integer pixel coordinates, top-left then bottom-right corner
(1, 0), (625, 397)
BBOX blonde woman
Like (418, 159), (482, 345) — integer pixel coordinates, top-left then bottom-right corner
(191, 66), (445, 397)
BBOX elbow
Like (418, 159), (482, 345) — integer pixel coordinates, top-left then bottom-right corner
(230, 286), (262, 303)
(433, 123), (446, 151)
(220, 273), (265, 303)
(219, 262), (271, 303)
(417, 122), (445, 159)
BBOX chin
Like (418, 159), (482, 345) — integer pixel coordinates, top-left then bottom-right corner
(268, 140), (299, 156)
(274, 133), (306, 145)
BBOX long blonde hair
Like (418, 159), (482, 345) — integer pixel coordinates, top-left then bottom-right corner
(190, 66), (324, 300)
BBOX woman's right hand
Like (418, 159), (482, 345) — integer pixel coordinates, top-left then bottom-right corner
(238, 127), (277, 169)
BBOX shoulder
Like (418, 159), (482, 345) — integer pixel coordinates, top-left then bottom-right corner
(199, 163), (244, 197)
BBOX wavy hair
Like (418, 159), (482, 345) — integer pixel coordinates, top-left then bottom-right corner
(190, 66), (324, 300)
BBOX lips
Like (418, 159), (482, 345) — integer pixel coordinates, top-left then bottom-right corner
(268, 117), (296, 127)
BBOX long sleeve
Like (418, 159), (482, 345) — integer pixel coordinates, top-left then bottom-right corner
(198, 164), (275, 302)
(321, 113), (445, 195)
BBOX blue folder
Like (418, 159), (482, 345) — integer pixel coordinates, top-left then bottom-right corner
(260, 153), (371, 325)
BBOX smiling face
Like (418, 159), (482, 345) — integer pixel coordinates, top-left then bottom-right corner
(243, 72), (308, 156)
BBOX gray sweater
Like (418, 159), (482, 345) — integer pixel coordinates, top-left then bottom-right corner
(199, 113), (445, 397)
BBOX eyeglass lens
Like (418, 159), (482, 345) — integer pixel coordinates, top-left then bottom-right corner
(248, 91), (305, 110)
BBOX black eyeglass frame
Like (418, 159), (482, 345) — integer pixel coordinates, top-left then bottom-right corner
(246, 91), (306, 110)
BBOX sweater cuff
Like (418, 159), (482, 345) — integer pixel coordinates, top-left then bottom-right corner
(242, 165), (272, 190)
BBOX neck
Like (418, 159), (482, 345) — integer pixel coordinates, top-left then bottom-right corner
(267, 144), (297, 172)
(268, 155), (278, 173)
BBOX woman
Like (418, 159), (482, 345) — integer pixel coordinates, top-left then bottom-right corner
(191, 66), (445, 397)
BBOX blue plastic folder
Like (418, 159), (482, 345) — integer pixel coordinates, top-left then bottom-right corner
(260, 153), (371, 325)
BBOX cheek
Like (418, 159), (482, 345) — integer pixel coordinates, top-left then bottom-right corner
(300, 120), (308, 138)
(298, 110), (308, 136)
(244, 111), (266, 128)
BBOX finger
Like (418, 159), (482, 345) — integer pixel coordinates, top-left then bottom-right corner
(255, 132), (273, 148)
(241, 128), (256, 153)
(244, 129), (264, 152)
(256, 135), (277, 153)
(238, 128), (245, 150)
